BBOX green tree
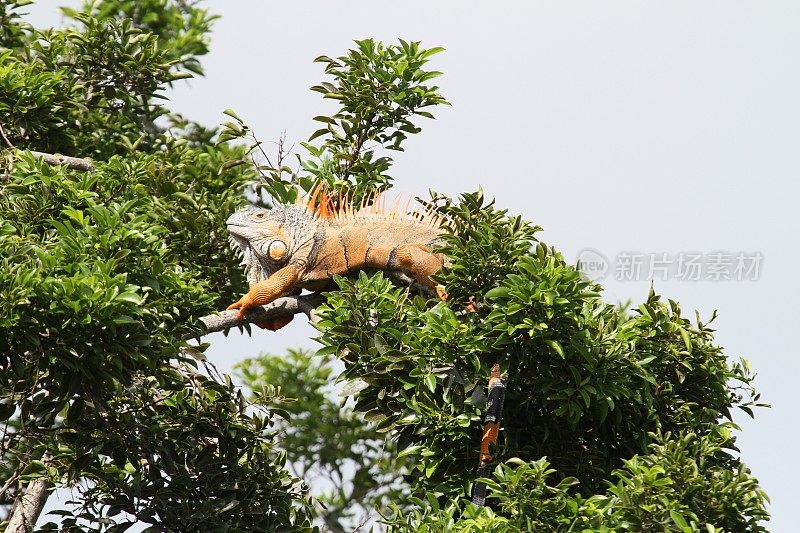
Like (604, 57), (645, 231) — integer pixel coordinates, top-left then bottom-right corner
(226, 31), (769, 533)
(1, 1), (311, 530)
(237, 350), (408, 532)
(0, 1), (769, 532)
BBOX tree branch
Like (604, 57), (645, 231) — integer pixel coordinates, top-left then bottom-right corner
(195, 273), (433, 335)
(29, 151), (94, 172)
(196, 293), (326, 335)
(6, 453), (52, 533)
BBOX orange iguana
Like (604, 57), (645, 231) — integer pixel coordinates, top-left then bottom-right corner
(225, 188), (445, 330)
(226, 188), (505, 502)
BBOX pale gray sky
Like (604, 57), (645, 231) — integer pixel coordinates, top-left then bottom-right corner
(26, 1), (799, 530)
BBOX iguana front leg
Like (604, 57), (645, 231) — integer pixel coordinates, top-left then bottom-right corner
(227, 263), (305, 321)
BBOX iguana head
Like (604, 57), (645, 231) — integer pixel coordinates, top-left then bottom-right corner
(226, 205), (318, 286)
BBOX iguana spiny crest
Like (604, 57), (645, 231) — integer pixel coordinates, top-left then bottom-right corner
(226, 187), (446, 329)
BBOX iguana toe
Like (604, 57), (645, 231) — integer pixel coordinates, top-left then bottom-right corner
(226, 302), (242, 311)
(226, 296), (253, 320)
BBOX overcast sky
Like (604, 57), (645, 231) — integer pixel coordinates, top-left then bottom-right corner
(27, 1), (799, 530)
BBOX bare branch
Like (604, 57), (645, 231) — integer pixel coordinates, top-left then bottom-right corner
(29, 151), (94, 172)
(196, 293), (325, 335)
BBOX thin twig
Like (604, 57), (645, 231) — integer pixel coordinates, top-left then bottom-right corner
(0, 123), (14, 148)
(250, 130), (274, 169)
(0, 467), (20, 499)
(201, 359), (226, 383)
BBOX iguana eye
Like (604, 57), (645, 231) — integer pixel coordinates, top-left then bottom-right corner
(253, 212), (266, 220)
(268, 240), (287, 261)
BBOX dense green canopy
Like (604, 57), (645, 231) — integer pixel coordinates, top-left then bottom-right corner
(1, 1), (768, 531)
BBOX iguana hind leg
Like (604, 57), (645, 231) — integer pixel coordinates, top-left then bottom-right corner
(393, 243), (444, 289)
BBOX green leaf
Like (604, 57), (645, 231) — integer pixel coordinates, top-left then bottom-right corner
(424, 373), (436, 393)
(679, 327), (692, 352)
(545, 339), (565, 358)
(484, 287), (509, 300)
(20, 460), (48, 481)
(670, 510), (689, 529)
(223, 108), (243, 122)
(116, 292), (143, 305)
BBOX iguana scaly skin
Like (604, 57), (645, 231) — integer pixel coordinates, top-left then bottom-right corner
(226, 189), (445, 329)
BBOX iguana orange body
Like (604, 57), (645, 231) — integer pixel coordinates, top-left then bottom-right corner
(226, 189), (445, 329)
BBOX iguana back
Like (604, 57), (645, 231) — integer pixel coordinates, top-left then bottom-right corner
(226, 189), (445, 329)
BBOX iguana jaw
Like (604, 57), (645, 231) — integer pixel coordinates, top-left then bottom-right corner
(228, 233), (270, 284)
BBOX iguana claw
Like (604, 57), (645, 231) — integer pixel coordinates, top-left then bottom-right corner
(225, 297), (250, 321)
(226, 297), (293, 330)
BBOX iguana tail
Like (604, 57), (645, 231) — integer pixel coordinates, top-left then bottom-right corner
(471, 362), (507, 506)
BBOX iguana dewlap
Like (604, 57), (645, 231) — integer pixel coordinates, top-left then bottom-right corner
(226, 190), (445, 329)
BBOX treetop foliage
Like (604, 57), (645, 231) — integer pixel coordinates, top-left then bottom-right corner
(0, 1), (769, 531)
(218, 37), (448, 206)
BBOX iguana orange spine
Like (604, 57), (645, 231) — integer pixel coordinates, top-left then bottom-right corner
(226, 187), (445, 329)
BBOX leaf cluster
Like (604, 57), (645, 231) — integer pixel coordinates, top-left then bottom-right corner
(389, 429), (768, 532)
(237, 350), (409, 532)
(0, 144), (309, 528)
(217, 39), (449, 206)
(0, 147), (251, 415)
(38, 367), (309, 532)
(0, 0), (213, 158)
(313, 190), (768, 530)
(0, 2), (311, 529)
(68, 0), (217, 77)
(0, 0), (33, 50)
